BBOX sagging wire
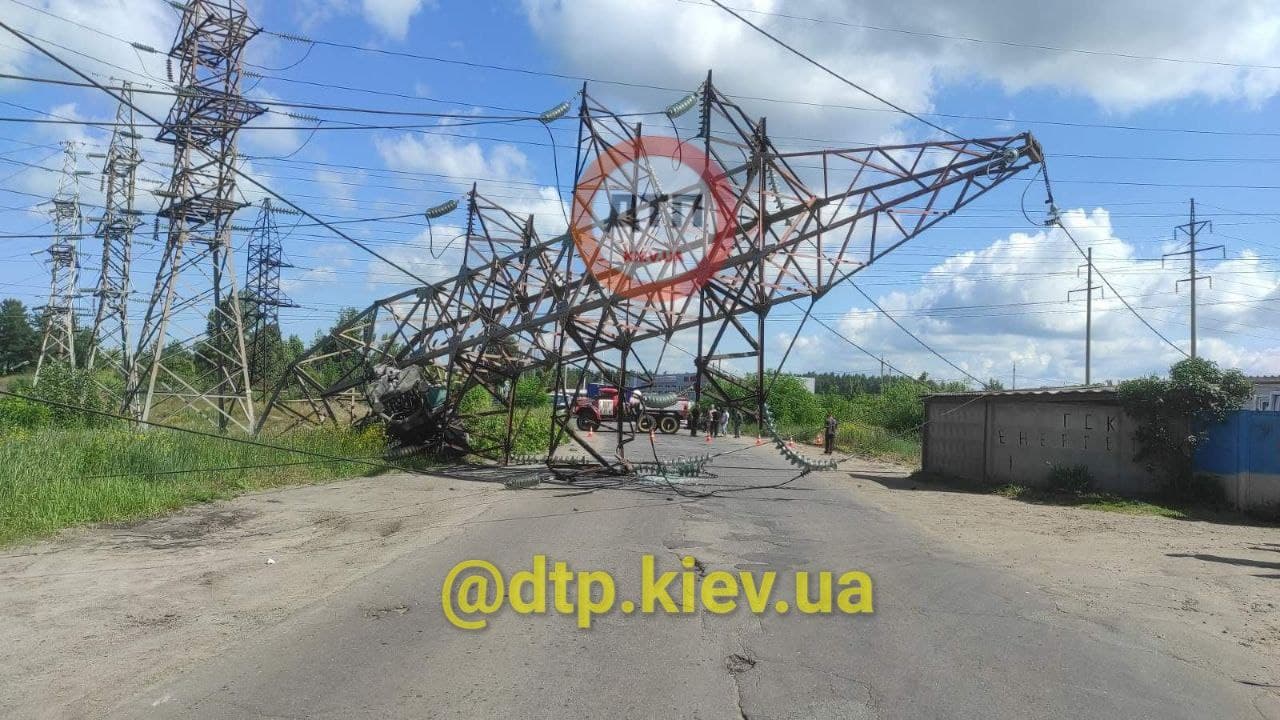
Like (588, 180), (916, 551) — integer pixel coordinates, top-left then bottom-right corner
(806, 315), (994, 468)
(265, 110), (323, 160)
(539, 96), (575, 228)
(1027, 155), (1188, 357)
(247, 41), (315, 73)
(759, 404), (837, 472)
(422, 198), (461, 259)
(664, 82), (702, 167)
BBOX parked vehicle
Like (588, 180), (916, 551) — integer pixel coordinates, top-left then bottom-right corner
(571, 384), (688, 434)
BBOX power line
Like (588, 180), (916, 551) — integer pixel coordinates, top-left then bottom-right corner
(0, 72), (589, 122)
(705, 0), (962, 141)
(1052, 204), (1190, 358)
(679, 0), (1280, 72)
(0, 20), (438, 288)
(849, 284), (984, 384)
(11, 0), (1280, 141)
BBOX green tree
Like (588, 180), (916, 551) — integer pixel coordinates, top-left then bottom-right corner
(764, 374), (824, 427)
(1119, 357), (1251, 495)
(312, 306), (365, 388)
(513, 371), (550, 409)
(0, 298), (39, 374)
(284, 334), (305, 366)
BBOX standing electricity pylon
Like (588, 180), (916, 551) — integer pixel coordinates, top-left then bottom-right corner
(123, 0), (265, 431)
(85, 82), (142, 384)
(1068, 247), (1104, 385)
(243, 198), (296, 393)
(1163, 198), (1222, 359)
(34, 141), (86, 382)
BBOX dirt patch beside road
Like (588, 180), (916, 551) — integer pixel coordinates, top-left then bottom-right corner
(0, 472), (507, 719)
(845, 458), (1280, 696)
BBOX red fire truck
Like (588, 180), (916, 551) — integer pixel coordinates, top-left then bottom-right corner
(571, 385), (689, 434)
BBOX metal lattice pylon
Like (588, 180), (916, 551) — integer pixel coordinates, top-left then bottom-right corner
(85, 82), (142, 389)
(243, 198), (296, 392)
(258, 79), (1043, 472)
(34, 141), (85, 381)
(122, 0), (265, 431)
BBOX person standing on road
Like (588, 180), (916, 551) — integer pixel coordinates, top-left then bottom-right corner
(708, 405), (719, 437)
(824, 413), (838, 455)
(720, 408), (730, 437)
(731, 408), (741, 438)
(689, 405), (700, 437)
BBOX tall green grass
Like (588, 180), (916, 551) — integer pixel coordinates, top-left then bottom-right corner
(0, 424), (386, 545)
(773, 421), (921, 466)
(833, 422), (921, 465)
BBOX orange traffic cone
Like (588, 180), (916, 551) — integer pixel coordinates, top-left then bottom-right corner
(705, 434), (712, 443)
(587, 428), (595, 439)
(787, 436), (795, 449)
(649, 430), (656, 442)
(755, 436), (762, 446)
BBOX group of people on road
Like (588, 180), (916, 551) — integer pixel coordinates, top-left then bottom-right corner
(685, 405), (840, 456)
(687, 404), (740, 438)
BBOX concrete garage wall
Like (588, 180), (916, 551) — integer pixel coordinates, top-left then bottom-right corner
(923, 389), (1157, 494)
(921, 398), (986, 483)
(1195, 411), (1280, 513)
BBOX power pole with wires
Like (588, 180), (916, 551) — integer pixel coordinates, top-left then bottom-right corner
(34, 141), (87, 382)
(123, 0), (265, 431)
(1163, 198), (1221, 359)
(1068, 246), (1104, 385)
(85, 82), (142, 384)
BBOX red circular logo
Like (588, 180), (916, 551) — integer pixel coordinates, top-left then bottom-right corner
(571, 136), (738, 302)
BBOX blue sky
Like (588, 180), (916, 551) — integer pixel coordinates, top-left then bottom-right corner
(2, 0), (1279, 387)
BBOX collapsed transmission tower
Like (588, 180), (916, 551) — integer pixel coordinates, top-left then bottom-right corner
(85, 82), (142, 384)
(243, 198), (296, 391)
(259, 78), (1042, 472)
(123, 0), (265, 431)
(34, 141), (86, 381)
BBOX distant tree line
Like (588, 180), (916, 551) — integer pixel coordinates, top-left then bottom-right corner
(0, 296), (309, 393)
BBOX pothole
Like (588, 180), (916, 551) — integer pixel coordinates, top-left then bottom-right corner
(725, 652), (757, 674)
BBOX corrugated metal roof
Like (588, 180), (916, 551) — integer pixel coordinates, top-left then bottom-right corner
(924, 385), (1117, 400)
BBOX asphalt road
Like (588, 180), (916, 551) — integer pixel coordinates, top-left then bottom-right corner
(113, 433), (1260, 719)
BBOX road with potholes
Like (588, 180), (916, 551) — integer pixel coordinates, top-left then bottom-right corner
(69, 431), (1269, 719)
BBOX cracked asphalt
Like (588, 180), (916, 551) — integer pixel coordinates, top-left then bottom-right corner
(54, 434), (1276, 718)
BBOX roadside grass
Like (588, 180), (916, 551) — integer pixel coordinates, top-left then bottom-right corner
(0, 424), (387, 545)
(769, 421), (921, 467)
(994, 484), (1188, 519)
(835, 423), (921, 466)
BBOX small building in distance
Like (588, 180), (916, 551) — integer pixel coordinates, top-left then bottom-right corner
(1246, 376), (1280, 411)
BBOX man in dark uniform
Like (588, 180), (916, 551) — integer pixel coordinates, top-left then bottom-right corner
(824, 413), (838, 454)
(708, 405), (719, 437)
(689, 405), (700, 437)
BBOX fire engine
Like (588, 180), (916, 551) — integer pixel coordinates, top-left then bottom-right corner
(571, 384), (689, 434)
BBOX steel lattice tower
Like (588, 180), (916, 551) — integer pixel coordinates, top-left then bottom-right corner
(123, 0), (265, 430)
(34, 141), (85, 381)
(85, 82), (142, 381)
(243, 198), (296, 390)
